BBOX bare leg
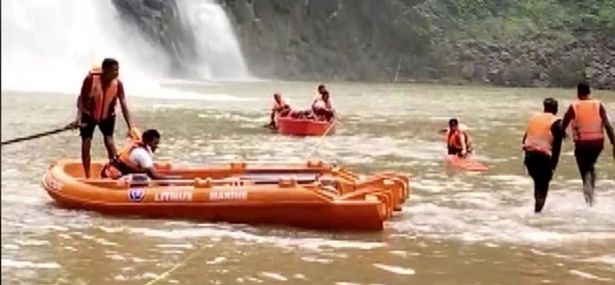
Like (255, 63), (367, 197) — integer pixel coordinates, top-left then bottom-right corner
(81, 138), (92, 178)
(103, 135), (118, 160)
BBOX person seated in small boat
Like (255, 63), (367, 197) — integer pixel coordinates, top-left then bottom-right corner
(445, 118), (473, 157)
(312, 84), (328, 103)
(311, 91), (335, 121)
(268, 92), (291, 128)
(101, 129), (176, 180)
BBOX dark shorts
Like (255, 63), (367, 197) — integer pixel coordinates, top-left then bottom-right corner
(79, 114), (116, 139)
(524, 151), (554, 182)
(574, 142), (603, 173)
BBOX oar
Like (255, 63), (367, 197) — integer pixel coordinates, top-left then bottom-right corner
(1, 124), (79, 146)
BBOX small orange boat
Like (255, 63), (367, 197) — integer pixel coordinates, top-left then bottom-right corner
(275, 115), (336, 136)
(41, 159), (409, 231)
(444, 155), (489, 172)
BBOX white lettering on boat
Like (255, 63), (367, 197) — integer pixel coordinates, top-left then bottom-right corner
(154, 191), (193, 202)
(209, 190), (248, 201)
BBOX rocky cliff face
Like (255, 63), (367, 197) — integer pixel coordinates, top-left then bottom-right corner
(112, 0), (615, 89)
(219, 0), (431, 82)
(445, 34), (615, 89)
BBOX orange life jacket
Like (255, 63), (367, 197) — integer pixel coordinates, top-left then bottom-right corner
(571, 99), (604, 141)
(89, 69), (119, 122)
(448, 129), (472, 151)
(523, 112), (557, 156)
(103, 141), (150, 179)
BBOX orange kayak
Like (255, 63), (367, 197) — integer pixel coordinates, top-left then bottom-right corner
(41, 159), (409, 231)
(444, 155), (489, 172)
(275, 115), (336, 136)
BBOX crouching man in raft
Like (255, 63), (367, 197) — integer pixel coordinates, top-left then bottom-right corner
(101, 129), (178, 180)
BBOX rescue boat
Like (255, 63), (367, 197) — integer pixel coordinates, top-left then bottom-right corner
(275, 115), (336, 136)
(41, 159), (409, 231)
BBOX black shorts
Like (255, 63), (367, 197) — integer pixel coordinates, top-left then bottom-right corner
(79, 114), (116, 139)
(574, 142), (603, 172)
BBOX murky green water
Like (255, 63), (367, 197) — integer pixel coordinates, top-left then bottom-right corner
(2, 81), (614, 284)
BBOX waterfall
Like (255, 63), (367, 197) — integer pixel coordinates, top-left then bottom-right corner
(1, 0), (250, 95)
(175, 0), (249, 79)
(1, 0), (173, 94)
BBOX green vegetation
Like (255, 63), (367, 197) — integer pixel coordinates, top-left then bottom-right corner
(414, 0), (615, 41)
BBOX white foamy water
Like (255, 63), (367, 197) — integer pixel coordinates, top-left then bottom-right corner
(1, 260), (61, 269)
(129, 226), (385, 251)
(175, 0), (250, 79)
(1, 0), (250, 100)
(1, 0), (170, 94)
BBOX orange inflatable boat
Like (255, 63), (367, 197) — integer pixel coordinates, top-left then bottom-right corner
(41, 159), (409, 231)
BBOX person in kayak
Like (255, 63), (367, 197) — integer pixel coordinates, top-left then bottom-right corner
(444, 118), (473, 157)
(312, 90), (335, 121)
(101, 129), (177, 180)
(268, 92), (291, 128)
(522, 97), (565, 213)
(561, 83), (615, 206)
(67, 58), (134, 178)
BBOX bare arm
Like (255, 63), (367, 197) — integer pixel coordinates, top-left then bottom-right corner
(117, 82), (133, 130)
(145, 167), (171, 180)
(600, 104), (615, 145)
(550, 119), (564, 169)
(561, 105), (575, 134)
(68, 77), (91, 128)
(461, 133), (469, 154)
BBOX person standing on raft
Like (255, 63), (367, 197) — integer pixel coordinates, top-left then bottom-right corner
(67, 58), (134, 178)
(522, 98), (564, 213)
(561, 83), (615, 206)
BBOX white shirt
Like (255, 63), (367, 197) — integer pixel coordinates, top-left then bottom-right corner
(128, 147), (154, 169)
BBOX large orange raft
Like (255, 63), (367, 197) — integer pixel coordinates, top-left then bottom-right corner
(41, 159), (409, 231)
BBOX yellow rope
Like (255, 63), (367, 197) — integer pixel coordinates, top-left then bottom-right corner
(143, 242), (206, 285)
(304, 118), (338, 161)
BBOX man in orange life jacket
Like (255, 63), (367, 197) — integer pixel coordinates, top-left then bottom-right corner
(102, 129), (175, 180)
(268, 92), (291, 128)
(562, 83), (615, 206)
(68, 58), (133, 178)
(446, 118), (473, 157)
(522, 98), (564, 213)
